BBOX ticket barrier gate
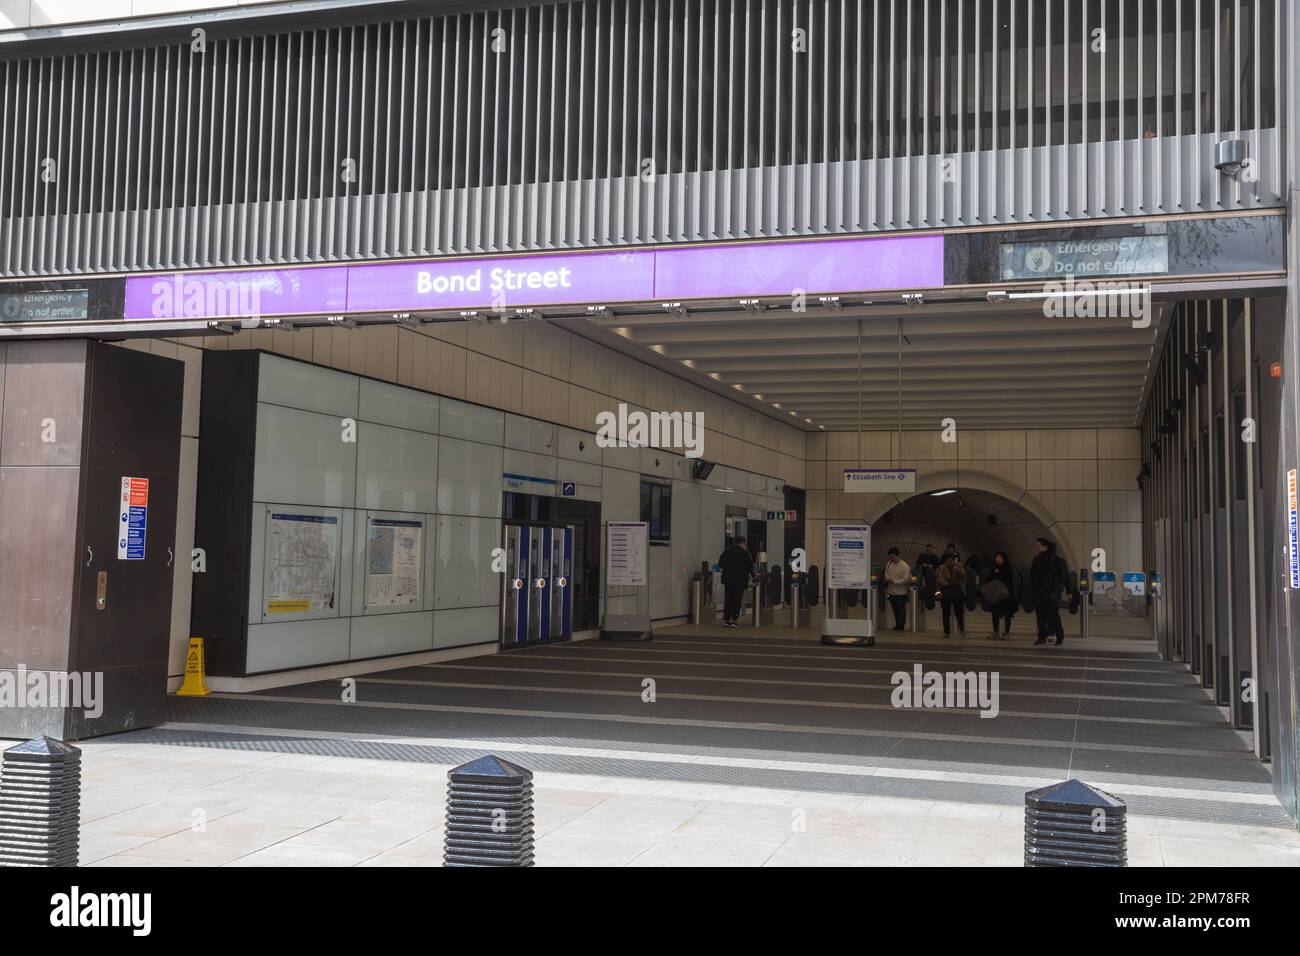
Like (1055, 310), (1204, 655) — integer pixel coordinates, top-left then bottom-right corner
(501, 523), (574, 647)
(908, 575), (927, 633)
(749, 576), (776, 627)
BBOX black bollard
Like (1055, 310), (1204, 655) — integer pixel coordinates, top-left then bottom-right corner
(444, 755), (535, 867)
(1024, 778), (1126, 867)
(0, 736), (82, 868)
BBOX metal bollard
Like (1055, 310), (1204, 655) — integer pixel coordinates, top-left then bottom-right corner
(0, 736), (82, 868)
(1024, 779), (1126, 867)
(789, 583), (802, 628)
(691, 579), (703, 626)
(444, 755), (535, 867)
(750, 582), (762, 628)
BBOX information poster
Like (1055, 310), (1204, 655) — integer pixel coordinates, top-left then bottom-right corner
(606, 522), (648, 587)
(365, 518), (423, 608)
(117, 476), (149, 560)
(827, 524), (871, 589)
(266, 512), (339, 614)
(1289, 469), (1299, 589)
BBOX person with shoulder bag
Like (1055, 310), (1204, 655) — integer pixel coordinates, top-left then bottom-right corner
(936, 554), (967, 638)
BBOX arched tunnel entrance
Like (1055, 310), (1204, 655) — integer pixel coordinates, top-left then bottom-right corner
(871, 487), (1057, 576)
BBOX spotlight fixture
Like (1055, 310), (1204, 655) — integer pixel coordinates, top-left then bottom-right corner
(259, 317), (296, 330)
(986, 290), (1009, 303)
(586, 305), (612, 319)
(902, 293), (925, 308)
(818, 296), (842, 310)
(1214, 138), (1249, 176)
(460, 310), (485, 323)
(740, 299), (766, 313)
(662, 302), (688, 317)
(326, 315), (356, 328)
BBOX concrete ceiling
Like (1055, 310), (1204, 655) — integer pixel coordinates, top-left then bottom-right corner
(578, 298), (1166, 431)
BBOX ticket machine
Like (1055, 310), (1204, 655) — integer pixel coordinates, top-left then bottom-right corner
(501, 523), (574, 647)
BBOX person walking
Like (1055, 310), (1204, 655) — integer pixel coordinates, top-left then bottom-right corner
(936, 553), (967, 638)
(718, 536), (755, 628)
(982, 551), (1017, 639)
(883, 547), (911, 631)
(1029, 537), (1066, 645)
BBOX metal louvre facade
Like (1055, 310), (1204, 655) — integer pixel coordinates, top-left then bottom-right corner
(0, 0), (1286, 277)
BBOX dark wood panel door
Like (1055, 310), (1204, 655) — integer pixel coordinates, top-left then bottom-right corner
(69, 344), (183, 738)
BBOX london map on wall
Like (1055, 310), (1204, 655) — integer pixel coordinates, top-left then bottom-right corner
(266, 512), (339, 614)
(365, 518), (423, 608)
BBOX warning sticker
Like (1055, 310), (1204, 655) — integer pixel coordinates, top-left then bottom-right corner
(118, 476), (149, 561)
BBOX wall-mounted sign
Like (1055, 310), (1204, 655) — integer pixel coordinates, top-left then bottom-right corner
(561, 481), (577, 497)
(1000, 235), (1169, 280)
(1091, 571), (1116, 595)
(117, 477), (149, 560)
(1, 290), (89, 322)
(123, 233), (945, 320)
(364, 518), (423, 609)
(844, 468), (916, 493)
(1289, 469), (1299, 589)
(265, 512), (339, 614)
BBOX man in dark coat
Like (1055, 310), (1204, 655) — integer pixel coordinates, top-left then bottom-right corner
(718, 536), (755, 627)
(1029, 537), (1066, 645)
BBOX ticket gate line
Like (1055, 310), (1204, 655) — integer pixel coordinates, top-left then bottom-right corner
(501, 522), (574, 648)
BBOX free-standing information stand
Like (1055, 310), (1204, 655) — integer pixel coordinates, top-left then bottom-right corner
(600, 521), (653, 641)
(821, 523), (875, 646)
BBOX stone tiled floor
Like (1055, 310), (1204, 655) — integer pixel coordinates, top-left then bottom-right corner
(56, 616), (1300, 866)
(72, 739), (1300, 867)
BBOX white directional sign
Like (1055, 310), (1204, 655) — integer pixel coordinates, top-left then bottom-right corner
(844, 468), (916, 493)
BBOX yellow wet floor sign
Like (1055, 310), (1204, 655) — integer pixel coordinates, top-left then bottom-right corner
(177, 636), (211, 697)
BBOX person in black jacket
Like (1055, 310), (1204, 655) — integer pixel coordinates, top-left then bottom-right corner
(718, 537), (755, 628)
(1029, 537), (1066, 645)
(984, 551), (1017, 640)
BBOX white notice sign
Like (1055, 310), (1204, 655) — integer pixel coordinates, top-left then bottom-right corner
(366, 518), (423, 608)
(827, 524), (871, 589)
(606, 521), (648, 587)
(844, 469), (916, 493)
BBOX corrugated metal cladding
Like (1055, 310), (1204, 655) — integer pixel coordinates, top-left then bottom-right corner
(0, 0), (1286, 277)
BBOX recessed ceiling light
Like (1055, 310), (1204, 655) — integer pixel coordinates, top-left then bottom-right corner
(930, 489), (957, 497)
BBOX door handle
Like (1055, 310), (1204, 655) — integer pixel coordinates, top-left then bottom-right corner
(85, 545), (93, 567)
(167, 546), (174, 568)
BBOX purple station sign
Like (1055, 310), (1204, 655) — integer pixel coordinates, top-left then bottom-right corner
(123, 233), (944, 320)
